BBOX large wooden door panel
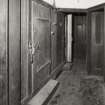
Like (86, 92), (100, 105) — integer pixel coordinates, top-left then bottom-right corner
(31, 1), (51, 93)
(91, 11), (104, 75)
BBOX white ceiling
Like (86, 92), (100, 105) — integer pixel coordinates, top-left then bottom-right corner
(43, 0), (105, 9)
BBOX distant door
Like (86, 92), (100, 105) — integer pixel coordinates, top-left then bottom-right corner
(73, 15), (87, 62)
(91, 12), (104, 75)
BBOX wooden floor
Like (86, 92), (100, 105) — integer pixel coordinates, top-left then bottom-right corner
(47, 61), (87, 105)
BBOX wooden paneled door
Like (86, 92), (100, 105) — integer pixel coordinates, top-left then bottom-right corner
(30, 1), (51, 93)
(91, 11), (104, 75)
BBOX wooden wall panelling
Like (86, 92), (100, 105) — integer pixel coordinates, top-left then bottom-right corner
(9, 0), (21, 105)
(21, 0), (29, 102)
(0, 0), (8, 105)
(21, 0), (66, 103)
(21, 0), (53, 103)
(51, 9), (58, 71)
(31, 0), (51, 94)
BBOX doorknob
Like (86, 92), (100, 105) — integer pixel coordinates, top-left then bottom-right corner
(51, 31), (55, 35)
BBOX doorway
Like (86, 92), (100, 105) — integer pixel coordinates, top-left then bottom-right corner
(65, 13), (87, 64)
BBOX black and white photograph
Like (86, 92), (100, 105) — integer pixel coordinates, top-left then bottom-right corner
(0, 0), (105, 105)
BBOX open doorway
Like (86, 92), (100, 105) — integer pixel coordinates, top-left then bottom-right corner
(65, 13), (87, 64)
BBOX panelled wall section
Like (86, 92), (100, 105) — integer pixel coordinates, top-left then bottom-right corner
(21, 0), (65, 104)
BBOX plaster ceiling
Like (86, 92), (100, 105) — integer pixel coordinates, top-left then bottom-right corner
(43, 0), (105, 9)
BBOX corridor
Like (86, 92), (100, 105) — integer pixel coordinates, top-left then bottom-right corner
(1, 0), (105, 105)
